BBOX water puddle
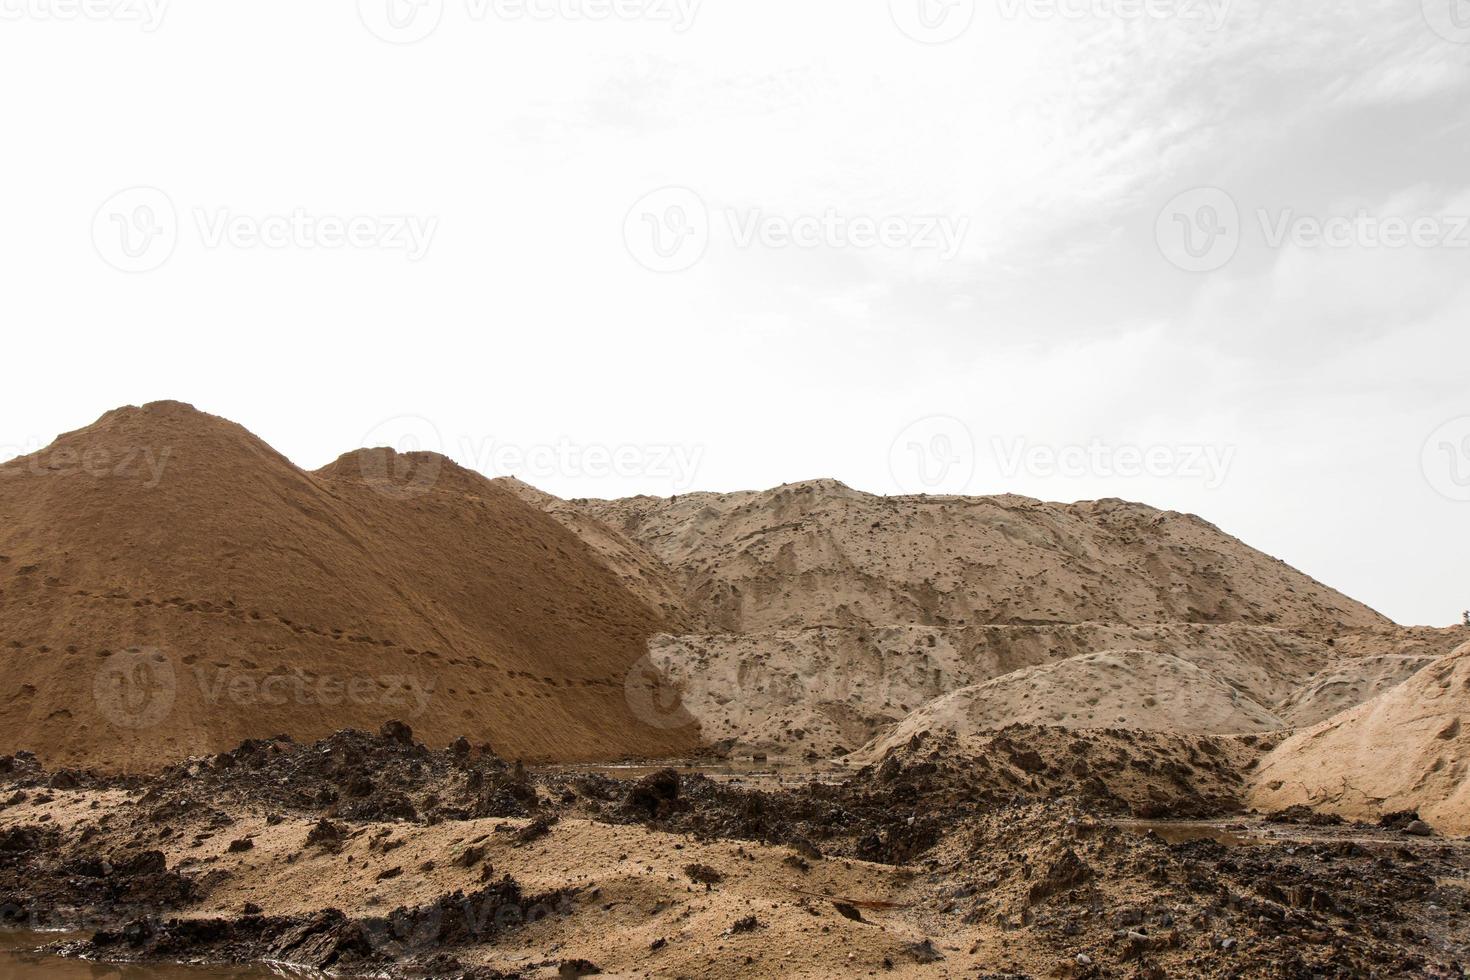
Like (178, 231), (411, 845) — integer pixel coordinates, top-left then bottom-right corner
(547, 758), (846, 788)
(1111, 820), (1256, 846)
(0, 932), (303, 979)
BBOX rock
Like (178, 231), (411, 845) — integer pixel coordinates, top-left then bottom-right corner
(1403, 820), (1433, 837)
(227, 838), (254, 853)
(626, 769), (680, 817)
(728, 915), (760, 934)
(306, 818), (346, 852)
(516, 815), (558, 844)
(379, 721), (414, 746)
(905, 939), (944, 963)
(683, 863), (723, 885)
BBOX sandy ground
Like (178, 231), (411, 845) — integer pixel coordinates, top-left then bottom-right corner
(1251, 641), (1470, 835)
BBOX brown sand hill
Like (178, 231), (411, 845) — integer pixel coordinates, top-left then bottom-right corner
(570, 480), (1389, 632)
(1250, 641), (1470, 834)
(0, 401), (696, 771)
(496, 477), (690, 629)
(862, 650), (1285, 759)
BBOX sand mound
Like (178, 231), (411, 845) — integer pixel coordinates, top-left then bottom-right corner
(0, 401), (696, 771)
(648, 623), (1332, 758)
(497, 477), (690, 629)
(1274, 654), (1438, 728)
(1250, 642), (1470, 835)
(568, 480), (1387, 632)
(863, 649), (1284, 758)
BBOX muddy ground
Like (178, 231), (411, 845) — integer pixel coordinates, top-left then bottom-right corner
(0, 724), (1466, 978)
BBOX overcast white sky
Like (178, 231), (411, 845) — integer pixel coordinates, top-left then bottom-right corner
(1, 0), (1466, 626)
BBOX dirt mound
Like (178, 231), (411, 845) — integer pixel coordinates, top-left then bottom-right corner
(5, 727), (1465, 979)
(496, 477), (690, 629)
(1273, 654), (1438, 728)
(865, 650), (1284, 756)
(567, 480), (1388, 632)
(1251, 642), (1470, 835)
(0, 402), (696, 771)
(646, 623), (1340, 758)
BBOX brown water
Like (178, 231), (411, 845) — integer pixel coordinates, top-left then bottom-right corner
(1111, 820), (1256, 846)
(0, 932), (303, 979)
(550, 759), (847, 789)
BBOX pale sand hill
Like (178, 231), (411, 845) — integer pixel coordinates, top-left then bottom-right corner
(646, 623), (1334, 756)
(569, 480), (1389, 632)
(863, 649), (1286, 760)
(0, 402), (697, 771)
(1274, 654), (1438, 728)
(1250, 642), (1470, 835)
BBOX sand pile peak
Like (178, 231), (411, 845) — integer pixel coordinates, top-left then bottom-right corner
(1249, 641), (1470, 834)
(0, 404), (697, 771)
(562, 481), (1389, 632)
